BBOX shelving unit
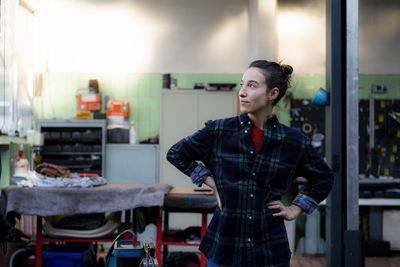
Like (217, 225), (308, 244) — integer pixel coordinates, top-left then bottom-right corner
(38, 119), (106, 176)
(156, 187), (217, 267)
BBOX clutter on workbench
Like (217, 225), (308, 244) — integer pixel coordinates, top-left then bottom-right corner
(14, 144), (30, 175)
(35, 162), (71, 178)
(105, 230), (158, 267)
(162, 226), (202, 243)
(163, 252), (200, 267)
(42, 243), (96, 267)
(44, 212), (120, 238)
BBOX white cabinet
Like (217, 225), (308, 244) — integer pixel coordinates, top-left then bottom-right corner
(105, 144), (159, 183)
(160, 89), (238, 187)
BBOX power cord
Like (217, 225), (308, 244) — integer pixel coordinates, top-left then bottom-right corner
(104, 229), (156, 267)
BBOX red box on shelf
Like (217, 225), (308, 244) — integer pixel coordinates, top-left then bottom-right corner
(107, 101), (130, 118)
(77, 94), (101, 111)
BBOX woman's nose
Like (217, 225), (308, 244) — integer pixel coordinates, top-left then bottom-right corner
(239, 87), (247, 97)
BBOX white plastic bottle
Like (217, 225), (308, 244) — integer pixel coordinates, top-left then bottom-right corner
(15, 144), (30, 174)
(17, 117), (24, 137)
(129, 121), (139, 144)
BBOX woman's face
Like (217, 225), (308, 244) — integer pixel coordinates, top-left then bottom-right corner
(239, 67), (277, 114)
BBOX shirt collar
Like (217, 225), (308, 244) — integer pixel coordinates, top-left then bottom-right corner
(239, 113), (279, 129)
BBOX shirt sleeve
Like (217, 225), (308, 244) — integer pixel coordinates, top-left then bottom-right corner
(166, 120), (214, 187)
(292, 138), (334, 214)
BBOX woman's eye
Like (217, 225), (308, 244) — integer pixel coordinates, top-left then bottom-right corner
(249, 83), (255, 88)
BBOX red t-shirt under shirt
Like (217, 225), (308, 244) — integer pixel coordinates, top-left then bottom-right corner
(251, 126), (264, 153)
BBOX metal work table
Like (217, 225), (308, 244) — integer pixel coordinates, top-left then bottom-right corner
(1, 183), (172, 266)
(156, 187), (217, 267)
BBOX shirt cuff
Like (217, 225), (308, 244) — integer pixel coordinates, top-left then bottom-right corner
(190, 164), (212, 187)
(292, 193), (319, 214)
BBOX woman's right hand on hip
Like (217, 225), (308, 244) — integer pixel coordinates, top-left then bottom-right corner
(204, 176), (222, 210)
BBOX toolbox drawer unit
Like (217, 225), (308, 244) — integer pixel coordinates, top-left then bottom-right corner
(39, 119), (106, 176)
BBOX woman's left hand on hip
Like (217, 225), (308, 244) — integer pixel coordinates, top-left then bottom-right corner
(265, 200), (303, 221)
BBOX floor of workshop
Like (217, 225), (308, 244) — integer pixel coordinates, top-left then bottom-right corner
(291, 256), (400, 267)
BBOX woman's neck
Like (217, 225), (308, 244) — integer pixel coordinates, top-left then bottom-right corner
(248, 107), (274, 129)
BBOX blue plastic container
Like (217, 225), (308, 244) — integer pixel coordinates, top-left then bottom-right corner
(114, 240), (142, 258)
(42, 244), (91, 267)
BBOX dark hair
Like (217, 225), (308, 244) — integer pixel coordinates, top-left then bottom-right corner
(249, 60), (293, 105)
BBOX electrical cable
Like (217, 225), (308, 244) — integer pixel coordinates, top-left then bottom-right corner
(105, 229), (156, 267)
(105, 229), (136, 267)
(8, 247), (34, 267)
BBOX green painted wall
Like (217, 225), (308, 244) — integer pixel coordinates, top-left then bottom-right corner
(359, 75), (400, 99)
(33, 73), (162, 141)
(33, 73), (400, 140)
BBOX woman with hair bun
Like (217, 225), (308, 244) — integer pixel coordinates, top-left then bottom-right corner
(167, 60), (334, 267)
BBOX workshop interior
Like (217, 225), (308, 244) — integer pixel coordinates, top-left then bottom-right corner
(0, 0), (399, 266)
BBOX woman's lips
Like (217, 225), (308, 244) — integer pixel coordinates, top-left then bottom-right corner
(240, 100), (249, 105)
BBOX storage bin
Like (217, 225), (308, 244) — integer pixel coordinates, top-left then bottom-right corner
(72, 131), (82, 139)
(93, 145), (102, 152)
(63, 145), (73, 152)
(44, 145), (62, 152)
(42, 244), (92, 267)
(50, 132), (61, 140)
(82, 130), (102, 140)
(61, 132), (72, 139)
(44, 131), (61, 140)
(74, 145), (92, 152)
(114, 240), (143, 267)
(107, 128), (129, 143)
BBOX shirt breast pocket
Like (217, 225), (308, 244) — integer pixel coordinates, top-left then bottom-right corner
(212, 151), (241, 182)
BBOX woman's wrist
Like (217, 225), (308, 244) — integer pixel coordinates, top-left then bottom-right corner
(288, 204), (303, 219)
(203, 176), (216, 190)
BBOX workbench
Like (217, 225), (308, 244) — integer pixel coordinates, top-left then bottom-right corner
(0, 183), (172, 266)
(156, 187), (217, 267)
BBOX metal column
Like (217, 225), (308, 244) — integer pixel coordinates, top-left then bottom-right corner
(326, 0), (363, 266)
(344, 0), (364, 265)
(325, 0), (345, 265)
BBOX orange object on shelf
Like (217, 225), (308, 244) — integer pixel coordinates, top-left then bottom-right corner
(78, 173), (100, 177)
(107, 100), (130, 118)
(77, 93), (101, 111)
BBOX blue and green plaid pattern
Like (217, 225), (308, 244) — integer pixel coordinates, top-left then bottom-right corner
(167, 113), (333, 266)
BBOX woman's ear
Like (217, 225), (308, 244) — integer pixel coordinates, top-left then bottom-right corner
(268, 87), (280, 101)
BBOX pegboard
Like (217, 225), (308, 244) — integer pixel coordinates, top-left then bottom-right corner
(371, 99), (400, 178)
(290, 100), (326, 157)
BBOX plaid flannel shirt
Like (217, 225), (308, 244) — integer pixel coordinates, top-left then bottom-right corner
(167, 113), (334, 266)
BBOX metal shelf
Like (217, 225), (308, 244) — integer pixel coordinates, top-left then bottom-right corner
(162, 241), (200, 246)
(42, 152), (102, 155)
(359, 178), (400, 184)
(39, 119), (106, 176)
(39, 119), (106, 128)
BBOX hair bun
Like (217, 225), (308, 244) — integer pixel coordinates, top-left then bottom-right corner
(281, 64), (293, 75)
